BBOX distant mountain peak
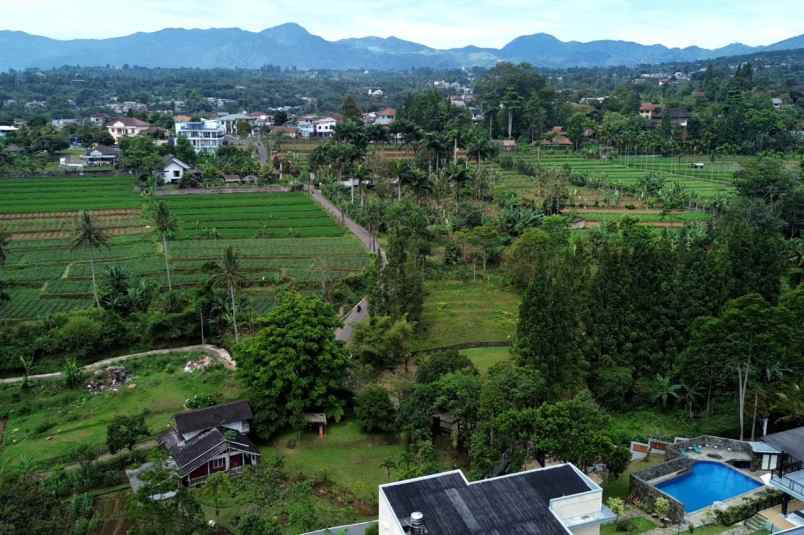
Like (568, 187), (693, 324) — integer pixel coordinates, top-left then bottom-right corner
(0, 24), (802, 71)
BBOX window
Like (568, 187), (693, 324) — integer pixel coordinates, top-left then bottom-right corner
(173, 170), (181, 178)
(211, 457), (226, 469)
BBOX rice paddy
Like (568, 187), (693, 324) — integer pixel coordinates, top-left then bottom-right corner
(0, 177), (370, 319)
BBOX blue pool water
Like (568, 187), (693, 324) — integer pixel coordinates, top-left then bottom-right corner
(656, 461), (763, 512)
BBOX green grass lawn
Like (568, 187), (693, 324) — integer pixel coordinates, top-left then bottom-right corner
(461, 347), (512, 374)
(603, 455), (665, 499)
(0, 353), (241, 468)
(270, 420), (404, 502)
(416, 279), (520, 351)
(601, 516), (656, 535)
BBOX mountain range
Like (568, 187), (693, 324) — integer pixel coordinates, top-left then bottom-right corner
(1, 23), (803, 71)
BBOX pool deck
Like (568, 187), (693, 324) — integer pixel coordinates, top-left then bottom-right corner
(681, 447), (752, 465)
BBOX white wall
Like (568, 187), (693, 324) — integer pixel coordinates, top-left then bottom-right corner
(551, 487), (604, 535)
(162, 162), (185, 183)
(378, 487), (405, 535)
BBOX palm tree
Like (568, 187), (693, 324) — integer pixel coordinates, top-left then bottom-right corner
(206, 246), (246, 342)
(150, 201), (177, 291)
(71, 211), (109, 308)
(649, 374), (682, 409)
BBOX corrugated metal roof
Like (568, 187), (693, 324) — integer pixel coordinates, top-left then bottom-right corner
(382, 465), (593, 535)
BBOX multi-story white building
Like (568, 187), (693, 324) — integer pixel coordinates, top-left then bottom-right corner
(377, 464), (614, 535)
(175, 119), (226, 154)
(313, 117), (337, 137)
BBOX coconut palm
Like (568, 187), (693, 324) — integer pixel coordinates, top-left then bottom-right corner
(206, 246), (246, 342)
(149, 201), (177, 291)
(774, 382), (804, 426)
(71, 211), (109, 308)
(649, 374), (682, 409)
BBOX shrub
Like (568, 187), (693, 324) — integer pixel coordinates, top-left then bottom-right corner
(63, 357), (84, 389)
(185, 393), (218, 409)
(355, 386), (397, 434)
(365, 524), (379, 535)
(714, 489), (783, 525)
(415, 350), (477, 384)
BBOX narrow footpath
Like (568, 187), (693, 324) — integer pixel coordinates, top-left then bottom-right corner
(0, 345), (235, 385)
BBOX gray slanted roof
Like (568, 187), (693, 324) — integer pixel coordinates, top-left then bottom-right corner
(174, 400), (253, 436)
(162, 154), (192, 170)
(174, 427), (260, 475)
(92, 144), (119, 156)
(748, 441), (782, 454)
(764, 426), (804, 462)
(381, 464), (593, 535)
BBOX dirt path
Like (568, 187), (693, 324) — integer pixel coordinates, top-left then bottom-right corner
(309, 187), (386, 263)
(0, 344), (235, 385)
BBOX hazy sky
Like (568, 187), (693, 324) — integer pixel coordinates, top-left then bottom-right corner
(2, 0), (802, 49)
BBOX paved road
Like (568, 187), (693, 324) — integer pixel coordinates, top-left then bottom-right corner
(0, 344), (235, 385)
(336, 297), (369, 343)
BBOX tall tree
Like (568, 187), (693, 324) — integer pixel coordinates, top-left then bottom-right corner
(205, 246), (246, 342)
(149, 201), (177, 291)
(341, 96), (362, 123)
(71, 211), (109, 308)
(237, 292), (349, 438)
(516, 250), (588, 399)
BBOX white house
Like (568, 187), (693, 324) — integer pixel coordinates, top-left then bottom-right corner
(378, 464), (614, 535)
(161, 155), (192, 184)
(314, 117), (338, 137)
(175, 119), (225, 154)
(107, 117), (152, 144)
(217, 113), (257, 136)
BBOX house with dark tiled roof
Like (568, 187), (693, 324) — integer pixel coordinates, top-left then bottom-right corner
(376, 463), (614, 535)
(158, 400), (260, 486)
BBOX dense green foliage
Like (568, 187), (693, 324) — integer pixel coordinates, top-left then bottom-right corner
(237, 291), (350, 438)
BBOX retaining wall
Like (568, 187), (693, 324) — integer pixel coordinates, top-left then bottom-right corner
(630, 456), (693, 524)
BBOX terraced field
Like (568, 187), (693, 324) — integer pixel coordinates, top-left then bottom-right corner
(494, 149), (738, 200)
(0, 177), (369, 319)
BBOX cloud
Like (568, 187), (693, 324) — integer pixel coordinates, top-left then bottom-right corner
(0, 0), (800, 49)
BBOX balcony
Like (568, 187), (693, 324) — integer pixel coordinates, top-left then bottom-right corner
(771, 470), (804, 501)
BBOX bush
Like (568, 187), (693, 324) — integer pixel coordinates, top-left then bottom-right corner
(185, 393), (219, 409)
(714, 489), (783, 525)
(415, 350), (477, 384)
(365, 524), (379, 535)
(63, 357), (84, 389)
(355, 386), (397, 434)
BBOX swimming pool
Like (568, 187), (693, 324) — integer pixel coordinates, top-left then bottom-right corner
(656, 461), (763, 512)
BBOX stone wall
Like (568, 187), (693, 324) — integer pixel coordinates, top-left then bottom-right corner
(630, 457), (693, 524)
(668, 435), (757, 467)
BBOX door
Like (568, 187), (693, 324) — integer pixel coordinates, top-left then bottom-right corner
(762, 454), (778, 470)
